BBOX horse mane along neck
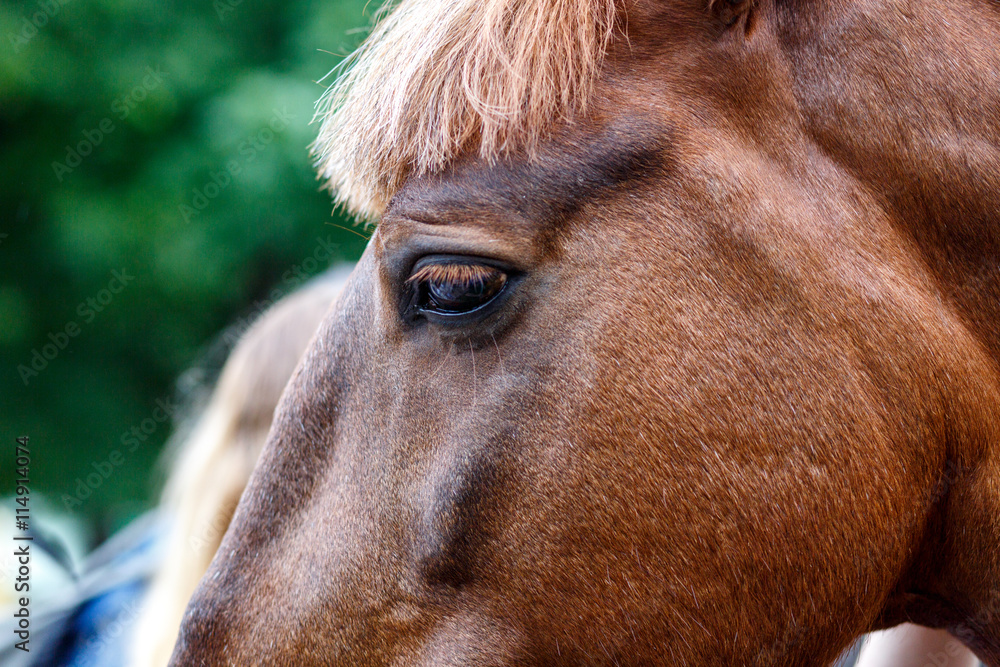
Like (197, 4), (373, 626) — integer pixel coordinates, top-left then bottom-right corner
(312, 0), (618, 219)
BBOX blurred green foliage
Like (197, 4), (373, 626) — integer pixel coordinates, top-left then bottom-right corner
(0, 0), (371, 539)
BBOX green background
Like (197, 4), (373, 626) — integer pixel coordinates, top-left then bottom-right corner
(1, 0), (371, 543)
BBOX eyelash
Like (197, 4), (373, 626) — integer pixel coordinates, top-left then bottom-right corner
(402, 258), (512, 323)
(406, 263), (503, 292)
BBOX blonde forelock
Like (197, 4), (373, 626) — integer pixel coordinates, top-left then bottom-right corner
(312, 0), (618, 219)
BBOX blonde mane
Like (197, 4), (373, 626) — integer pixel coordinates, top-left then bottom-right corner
(131, 273), (349, 667)
(312, 0), (618, 219)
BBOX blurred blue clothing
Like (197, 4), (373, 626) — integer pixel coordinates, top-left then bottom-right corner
(1, 513), (164, 667)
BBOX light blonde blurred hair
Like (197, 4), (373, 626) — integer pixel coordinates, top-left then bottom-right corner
(131, 270), (349, 667)
(312, 0), (618, 219)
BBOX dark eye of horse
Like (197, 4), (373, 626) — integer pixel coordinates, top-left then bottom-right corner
(407, 261), (508, 315)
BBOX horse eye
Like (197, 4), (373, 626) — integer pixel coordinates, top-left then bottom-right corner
(407, 261), (508, 315)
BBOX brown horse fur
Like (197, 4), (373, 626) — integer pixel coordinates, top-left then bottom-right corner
(174, 0), (1000, 665)
(131, 273), (347, 667)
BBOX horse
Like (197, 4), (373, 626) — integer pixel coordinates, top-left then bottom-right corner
(131, 269), (349, 667)
(171, 0), (1000, 664)
(120, 265), (910, 667)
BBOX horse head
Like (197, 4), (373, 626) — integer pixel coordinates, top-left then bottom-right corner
(172, 1), (1000, 664)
